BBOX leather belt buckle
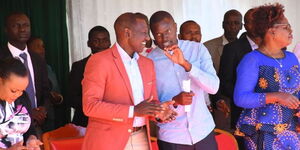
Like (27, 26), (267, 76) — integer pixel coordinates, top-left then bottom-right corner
(132, 126), (144, 133)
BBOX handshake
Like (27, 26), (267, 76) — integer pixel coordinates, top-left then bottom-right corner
(134, 96), (177, 123)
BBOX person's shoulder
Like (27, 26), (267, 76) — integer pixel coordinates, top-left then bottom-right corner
(204, 36), (223, 46)
(284, 50), (298, 60)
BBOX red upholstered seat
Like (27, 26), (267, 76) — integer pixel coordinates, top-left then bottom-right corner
(214, 129), (238, 150)
(50, 137), (84, 150)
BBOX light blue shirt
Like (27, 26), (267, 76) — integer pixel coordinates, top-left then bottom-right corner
(116, 43), (146, 127)
(147, 40), (219, 145)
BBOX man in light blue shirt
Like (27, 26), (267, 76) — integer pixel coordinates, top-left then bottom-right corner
(148, 11), (219, 150)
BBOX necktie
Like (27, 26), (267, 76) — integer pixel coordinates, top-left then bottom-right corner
(19, 53), (36, 108)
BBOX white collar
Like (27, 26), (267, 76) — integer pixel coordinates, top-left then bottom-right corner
(7, 42), (29, 58)
(116, 42), (139, 62)
(221, 35), (229, 46)
(246, 35), (258, 50)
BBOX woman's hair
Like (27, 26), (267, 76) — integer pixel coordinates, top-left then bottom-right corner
(252, 3), (285, 39)
(0, 57), (28, 80)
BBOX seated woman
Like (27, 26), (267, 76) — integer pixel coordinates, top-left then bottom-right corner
(234, 3), (300, 150)
(0, 58), (42, 150)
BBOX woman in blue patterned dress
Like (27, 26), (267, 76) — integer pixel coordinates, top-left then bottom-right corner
(234, 3), (300, 150)
(0, 58), (42, 150)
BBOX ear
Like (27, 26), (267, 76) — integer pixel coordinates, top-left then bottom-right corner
(87, 40), (91, 48)
(124, 28), (131, 38)
(268, 28), (276, 35)
(178, 34), (182, 40)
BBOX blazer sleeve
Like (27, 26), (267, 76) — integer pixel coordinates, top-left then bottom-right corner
(82, 55), (131, 123)
(219, 43), (236, 99)
(68, 62), (84, 109)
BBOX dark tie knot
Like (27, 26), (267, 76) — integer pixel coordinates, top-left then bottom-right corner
(19, 53), (28, 61)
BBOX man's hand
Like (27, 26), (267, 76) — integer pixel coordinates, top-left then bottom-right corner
(26, 135), (43, 150)
(50, 91), (63, 105)
(164, 45), (191, 72)
(216, 100), (230, 118)
(172, 91), (195, 106)
(134, 96), (165, 118)
(32, 107), (47, 126)
(156, 101), (177, 123)
(7, 141), (26, 150)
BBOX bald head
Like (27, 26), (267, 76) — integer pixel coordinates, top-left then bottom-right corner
(114, 12), (148, 41)
(223, 9), (242, 22)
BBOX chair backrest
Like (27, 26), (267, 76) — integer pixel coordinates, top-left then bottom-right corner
(214, 129), (238, 150)
(42, 124), (86, 150)
(50, 137), (84, 150)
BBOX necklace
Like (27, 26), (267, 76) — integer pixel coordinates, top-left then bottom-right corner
(264, 49), (283, 68)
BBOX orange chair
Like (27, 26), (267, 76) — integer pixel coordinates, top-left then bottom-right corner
(42, 124), (85, 150)
(214, 129), (238, 150)
(49, 137), (84, 150)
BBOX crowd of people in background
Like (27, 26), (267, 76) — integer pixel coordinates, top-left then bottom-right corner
(0, 2), (299, 150)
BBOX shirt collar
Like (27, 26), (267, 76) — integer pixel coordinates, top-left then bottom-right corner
(246, 35), (258, 50)
(222, 35), (229, 46)
(116, 42), (139, 62)
(7, 42), (29, 57)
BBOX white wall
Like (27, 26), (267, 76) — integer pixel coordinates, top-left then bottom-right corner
(67, 0), (300, 64)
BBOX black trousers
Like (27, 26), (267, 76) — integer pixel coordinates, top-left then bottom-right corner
(158, 130), (218, 150)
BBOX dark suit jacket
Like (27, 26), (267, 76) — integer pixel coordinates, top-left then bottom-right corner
(68, 55), (90, 127)
(0, 45), (52, 108)
(218, 33), (252, 128)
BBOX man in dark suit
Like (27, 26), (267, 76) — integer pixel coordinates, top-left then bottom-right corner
(69, 26), (111, 127)
(0, 12), (53, 135)
(218, 8), (261, 149)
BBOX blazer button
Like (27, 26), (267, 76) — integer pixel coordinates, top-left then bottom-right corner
(128, 129), (132, 133)
(262, 112), (266, 116)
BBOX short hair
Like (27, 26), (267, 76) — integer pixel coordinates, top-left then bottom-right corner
(179, 20), (199, 34)
(88, 26), (110, 40)
(223, 9), (242, 22)
(114, 12), (148, 37)
(135, 12), (149, 23)
(150, 11), (174, 32)
(5, 12), (28, 27)
(251, 3), (285, 39)
(0, 57), (27, 80)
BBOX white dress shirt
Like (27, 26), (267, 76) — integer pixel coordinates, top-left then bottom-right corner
(246, 35), (259, 50)
(8, 42), (37, 107)
(116, 43), (146, 127)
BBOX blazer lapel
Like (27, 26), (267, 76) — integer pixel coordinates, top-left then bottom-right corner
(0, 46), (13, 59)
(217, 37), (224, 57)
(111, 44), (134, 103)
(137, 57), (149, 100)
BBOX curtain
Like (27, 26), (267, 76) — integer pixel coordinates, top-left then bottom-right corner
(0, 0), (70, 126)
(67, 0), (299, 64)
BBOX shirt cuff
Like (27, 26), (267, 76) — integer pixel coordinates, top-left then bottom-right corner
(128, 106), (134, 118)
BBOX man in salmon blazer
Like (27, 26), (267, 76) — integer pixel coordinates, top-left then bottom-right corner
(81, 12), (176, 150)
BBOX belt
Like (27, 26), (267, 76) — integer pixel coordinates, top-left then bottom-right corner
(132, 126), (145, 133)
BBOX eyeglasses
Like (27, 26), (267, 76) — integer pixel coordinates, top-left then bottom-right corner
(273, 23), (292, 31)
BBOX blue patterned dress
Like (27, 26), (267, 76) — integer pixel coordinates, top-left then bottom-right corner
(234, 50), (300, 150)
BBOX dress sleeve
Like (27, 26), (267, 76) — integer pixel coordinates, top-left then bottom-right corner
(234, 53), (266, 108)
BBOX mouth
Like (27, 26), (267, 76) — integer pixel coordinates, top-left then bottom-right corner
(141, 41), (146, 46)
(163, 41), (173, 48)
